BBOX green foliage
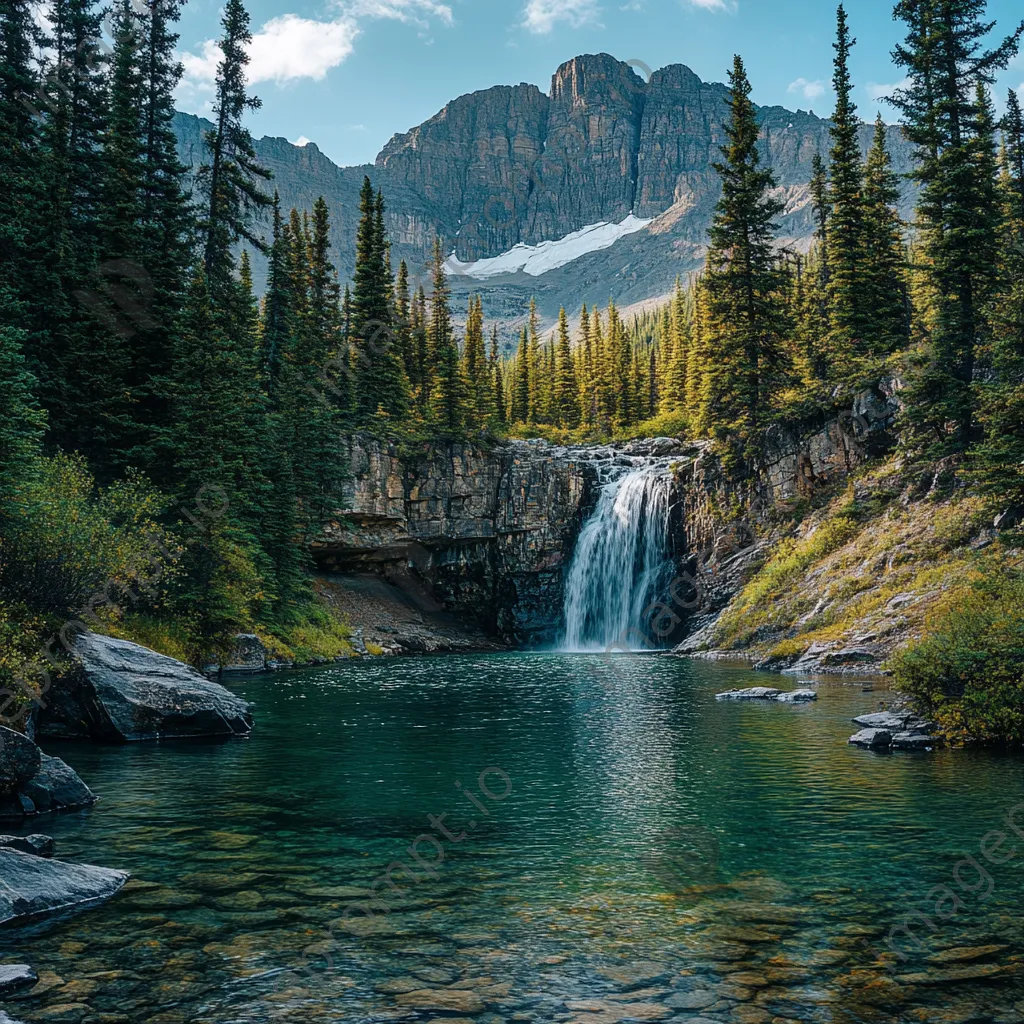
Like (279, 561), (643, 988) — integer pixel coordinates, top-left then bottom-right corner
(892, 565), (1024, 746)
(0, 454), (173, 619)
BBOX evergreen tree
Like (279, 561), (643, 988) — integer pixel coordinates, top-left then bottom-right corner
(861, 115), (910, 361)
(700, 55), (791, 469)
(554, 307), (581, 429)
(892, 0), (1022, 452)
(490, 325), (507, 426)
(0, 291), (45, 508)
(826, 3), (870, 382)
(351, 178), (408, 420)
(512, 327), (530, 424)
(198, 0), (272, 294)
(426, 238), (466, 435)
(462, 295), (494, 428)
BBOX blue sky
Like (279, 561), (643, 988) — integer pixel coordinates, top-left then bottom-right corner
(173, 0), (1024, 168)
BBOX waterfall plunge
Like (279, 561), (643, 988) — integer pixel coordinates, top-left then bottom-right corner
(561, 465), (675, 652)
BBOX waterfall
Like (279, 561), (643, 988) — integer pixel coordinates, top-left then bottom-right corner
(561, 463), (674, 652)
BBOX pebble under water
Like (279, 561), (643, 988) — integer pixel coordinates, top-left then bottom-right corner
(2, 653), (1024, 1024)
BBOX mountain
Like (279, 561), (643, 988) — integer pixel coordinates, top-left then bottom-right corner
(173, 53), (916, 340)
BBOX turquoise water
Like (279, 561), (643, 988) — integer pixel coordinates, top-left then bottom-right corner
(2, 653), (1024, 1023)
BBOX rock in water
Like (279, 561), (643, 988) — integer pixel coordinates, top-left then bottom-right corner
(848, 728), (893, 750)
(20, 755), (96, 814)
(0, 849), (128, 926)
(40, 633), (253, 742)
(0, 728), (41, 795)
(775, 689), (818, 703)
(715, 687), (783, 701)
(0, 966), (37, 997)
(0, 835), (55, 857)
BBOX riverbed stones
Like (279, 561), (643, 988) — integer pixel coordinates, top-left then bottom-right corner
(40, 632), (253, 742)
(0, 850), (128, 926)
(0, 967), (37, 997)
(927, 944), (1007, 964)
(394, 988), (485, 1013)
(598, 962), (671, 989)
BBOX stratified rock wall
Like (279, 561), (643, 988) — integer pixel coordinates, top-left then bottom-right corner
(313, 437), (591, 645)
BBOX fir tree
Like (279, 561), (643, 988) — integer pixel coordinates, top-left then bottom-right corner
(426, 238), (465, 435)
(892, 0), (1022, 452)
(700, 55), (791, 469)
(826, 3), (869, 382)
(554, 307), (581, 429)
(198, 0), (272, 294)
(490, 325), (507, 425)
(512, 328), (530, 424)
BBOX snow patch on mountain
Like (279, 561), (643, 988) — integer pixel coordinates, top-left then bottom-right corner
(445, 215), (652, 280)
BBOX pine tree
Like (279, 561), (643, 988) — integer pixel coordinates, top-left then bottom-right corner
(512, 327), (530, 424)
(462, 295), (494, 429)
(825, 3), (869, 384)
(700, 55), (791, 470)
(861, 115), (910, 362)
(0, 291), (45, 509)
(198, 0), (272, 294)
(426, 238), (466, 435)
(893, 1), (1021, 452)
(553, 308), (581, 429)
(490, 325), (507, 426)
(351, 178), (408, 420)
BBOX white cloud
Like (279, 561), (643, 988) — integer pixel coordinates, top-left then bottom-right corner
(683, 0), (735, 11)
(788, 77), (826, 101)
(176, 0), (451, 112)
(866, 78), (910, 104)
(523, 0), (602, 34)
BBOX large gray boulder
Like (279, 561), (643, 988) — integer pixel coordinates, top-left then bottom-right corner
(40, 633), (253, 742)
(0, 849), (128, 926)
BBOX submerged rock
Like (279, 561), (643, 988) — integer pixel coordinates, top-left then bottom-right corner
(0, 849), (128, 926)
(40, 633), (253, 742)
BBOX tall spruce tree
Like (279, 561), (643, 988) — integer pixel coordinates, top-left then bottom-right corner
(700, 55), (790, 470)
(893, 0), (1022, 452)
(826, 4), (869, 384)
(426, 238), (465, 435)
(554, 307), (581, 429)
(198, 0), (272, 294)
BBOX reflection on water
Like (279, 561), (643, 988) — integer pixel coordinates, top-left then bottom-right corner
(2, 653), (1023, 1024)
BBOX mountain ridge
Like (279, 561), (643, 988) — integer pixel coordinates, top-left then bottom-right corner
(173, 52), (916, 337)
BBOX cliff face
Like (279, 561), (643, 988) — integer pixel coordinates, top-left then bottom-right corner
(173, 52), (916, 323)
(312, 437), (591, 645)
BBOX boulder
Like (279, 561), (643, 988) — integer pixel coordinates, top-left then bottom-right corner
(0, 849), (128, 926)
(0, 835), (54, 858)
(221, 634), (268, 673)
(40, 633), (253, 742)
(0, 966), (37, 997)
(891, 731), (939, 751)
(715, 687), (783, 701)
(848, 728), (892, 750)
(774, 689), (818, 703)
(0, 728), (41, 796)
(19, 756), (95, 815)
